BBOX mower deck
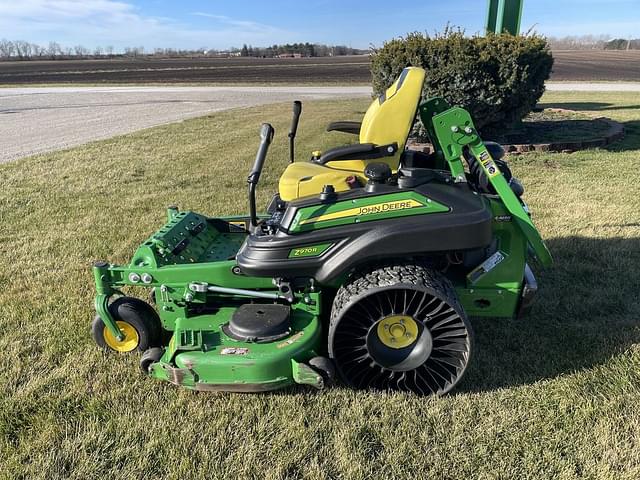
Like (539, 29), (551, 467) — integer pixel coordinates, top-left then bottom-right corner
(151, 305), (323, 392)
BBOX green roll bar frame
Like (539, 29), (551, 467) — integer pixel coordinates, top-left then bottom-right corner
(486, 0), (524, 35)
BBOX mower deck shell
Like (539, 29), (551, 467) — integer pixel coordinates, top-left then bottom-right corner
(149, 306), (322, 391)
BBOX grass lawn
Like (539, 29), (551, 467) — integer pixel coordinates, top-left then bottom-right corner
(1, 91), (639, 479)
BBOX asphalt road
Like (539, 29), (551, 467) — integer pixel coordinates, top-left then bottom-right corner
(1, 82), (639, 163)
(0, 86), (371, 163)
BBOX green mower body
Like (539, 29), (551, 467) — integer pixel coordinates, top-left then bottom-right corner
(93, 211), (326, 391)
(91, 68), (551, 395)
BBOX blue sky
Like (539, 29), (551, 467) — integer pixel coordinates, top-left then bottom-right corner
(0, 0), (638, 51)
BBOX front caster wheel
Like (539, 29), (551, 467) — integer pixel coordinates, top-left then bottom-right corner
(329, 263), (473, 396)
(140, 347), (165, 374)
(308, 356), (336, 386)
(92, 296), (162, 353)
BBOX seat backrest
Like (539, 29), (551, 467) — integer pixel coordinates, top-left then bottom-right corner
(327, 66), (426, 172)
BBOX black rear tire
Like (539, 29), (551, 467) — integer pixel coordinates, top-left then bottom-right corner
(329, 262), (473, 395)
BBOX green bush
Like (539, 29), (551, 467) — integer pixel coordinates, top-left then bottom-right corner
(370, 30), (554, 136)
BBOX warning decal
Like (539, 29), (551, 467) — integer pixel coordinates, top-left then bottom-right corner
(478, 150), (500, 178)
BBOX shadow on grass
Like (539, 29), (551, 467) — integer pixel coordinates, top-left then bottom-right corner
(607, 120), (640, 150)
(462, 235), (640, 393)
(490, 118), (610, 145)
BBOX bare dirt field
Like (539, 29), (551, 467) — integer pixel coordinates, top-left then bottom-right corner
(0, 51), (639, 85)
(0, 55), (372, 84)
(551, 50), (640, 81)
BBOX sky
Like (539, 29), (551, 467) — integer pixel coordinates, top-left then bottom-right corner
(0, 0), (638, 51)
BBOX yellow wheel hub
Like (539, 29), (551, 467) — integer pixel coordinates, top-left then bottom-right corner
(376, 315), (419, 349)
(103, 321), (139, 353)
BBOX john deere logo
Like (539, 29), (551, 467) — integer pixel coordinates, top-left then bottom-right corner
(357, 200), (419, 216)
(292, 194), (450, 232)
(299, 199), (424, 225)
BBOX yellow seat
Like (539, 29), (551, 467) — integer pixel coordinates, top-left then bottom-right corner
(279, 67), (426, 201)
(278, 162), (361, 201)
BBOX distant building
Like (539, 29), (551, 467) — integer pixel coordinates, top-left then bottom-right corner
(276, 53), (303, 58)
(213, 50), (242, 57)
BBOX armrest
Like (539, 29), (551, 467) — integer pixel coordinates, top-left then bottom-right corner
(315, 142), (398, 165)
(326, 121), (362, 135)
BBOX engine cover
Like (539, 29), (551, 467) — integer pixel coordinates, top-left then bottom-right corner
(237, 182), (493, 284)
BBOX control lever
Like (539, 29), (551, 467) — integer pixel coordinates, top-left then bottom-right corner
(248, 123), (274, 228)
(288, 101), (302, 163)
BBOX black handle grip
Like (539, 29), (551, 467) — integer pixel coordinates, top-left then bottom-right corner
(261, 122), (275, 144)
(248, 123), (274, 184)
(248, 123), (274, 229)
(288, 101), (302, 139)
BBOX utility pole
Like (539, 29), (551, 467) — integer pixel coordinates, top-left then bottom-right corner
(486, 0), (524, 35)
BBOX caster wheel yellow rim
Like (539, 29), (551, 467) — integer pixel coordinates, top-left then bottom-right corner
(103, 321), (139, 353)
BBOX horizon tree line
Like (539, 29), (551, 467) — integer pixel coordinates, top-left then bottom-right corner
(0, 39), (366, 61)
(2, 35), (638, 61)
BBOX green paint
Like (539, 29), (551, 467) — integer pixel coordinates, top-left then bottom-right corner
(150, 300), (322, 390)
(291, 360), (324, 388)
(289, 243), (333, 258)
(289, 191), (449, 233)
(456, 285), (521, 318)
(93, 206), (324, 390)
(92, 262), (122, 340)
(131, 212), (248, 268)
(486, 0), (523, 35)
(418, 97), (450, 171)
(430, 106), (477, 179)
(425, 104), (552, 268)
(455, 198), (530, 317)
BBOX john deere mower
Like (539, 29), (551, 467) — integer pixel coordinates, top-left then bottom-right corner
(91, 67), (552, 395)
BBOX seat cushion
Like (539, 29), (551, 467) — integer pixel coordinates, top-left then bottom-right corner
(326, 67), (425, 173)
(278, 162), (362, 201)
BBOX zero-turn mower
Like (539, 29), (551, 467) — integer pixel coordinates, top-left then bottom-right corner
(91, 67), (552, 395)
